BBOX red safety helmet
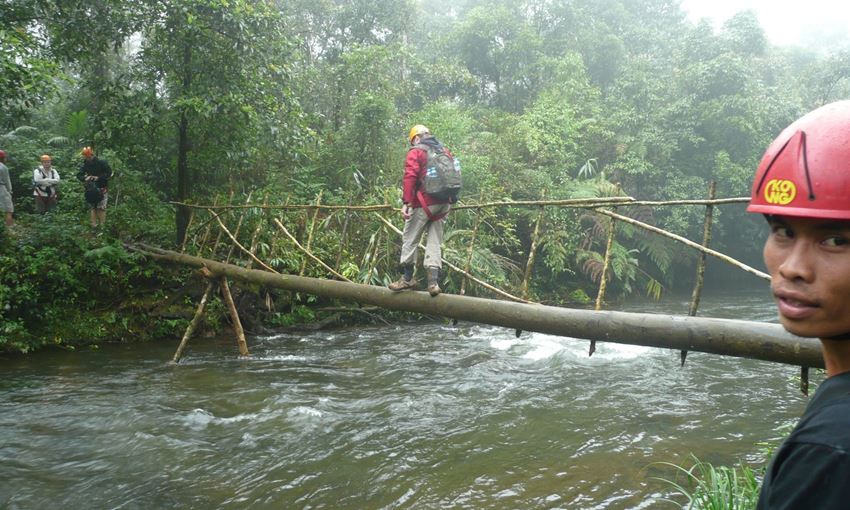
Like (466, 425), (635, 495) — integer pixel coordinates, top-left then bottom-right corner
(0, 150), (5, 160)
(747, 100), (850, 219)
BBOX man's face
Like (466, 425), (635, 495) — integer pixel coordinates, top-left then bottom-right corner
(764, 215), (850, 338)
(42, 159), (51, 168)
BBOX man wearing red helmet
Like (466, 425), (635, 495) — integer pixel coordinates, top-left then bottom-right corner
(76, 146), (113, 228)
(0, 150), (12, 227)
(748, 100), (850, 509)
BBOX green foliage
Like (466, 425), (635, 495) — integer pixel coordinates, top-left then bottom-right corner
(5, 0), (848, 333)
(654, 455), (760, 510)
(268, 305), (317, 327)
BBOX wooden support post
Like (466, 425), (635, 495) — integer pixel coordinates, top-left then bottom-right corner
(453, 208), (484, 326)
(180, 208), (196, 253)
(300, 190), (323, 277)
(521, 204), (546, 300)
(208, 190), (234, 258)
(335, 202), (353, 273)
(517, 202), (546, 337)
(683, 181), (717, 366)
(220, 276), (250, 357)
(365, 229), (382, 284)
(460, 210), (483, 297)
(245, 194), (269, 269)
(171, 280), (216, 363)
(195, 196), (220, 255)
(592, 210), (617, 356)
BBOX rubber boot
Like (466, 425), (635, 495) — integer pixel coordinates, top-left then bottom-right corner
(427, 267), (441, 297)
(388, 265), (416, 291)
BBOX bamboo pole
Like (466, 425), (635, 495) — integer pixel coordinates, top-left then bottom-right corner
(683, 181), (717, 366)
(219, 276), (250, 357)
(460, 209), (484, 297)
(171, 196), (751, 213)
(374, 213), (531, 303)
(225, 191), (253, 264)
(132, 244), (823, 369)
(591, 208), (770, 281)
(300, 191), (323, 277)
(195, 196), (220, 254)
(335, 205), (352, 273)
(208, 190), (234, 258)
(209, 209), (278, 273)
(521, 204), (546, 300)
(171, 280), (216, 363)
(245, 194), (269, 269)
(517, 199), (546, 337)
(180, 207), (196, 253)
(272, 218), (352, 282)
(453, 208), (484, 326)
(365, 229), (382, 284)
(591, 211), (617, 356)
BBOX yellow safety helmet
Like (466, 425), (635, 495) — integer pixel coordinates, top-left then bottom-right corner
(408, 125), (430, 143)
(40, 154), (51, 162)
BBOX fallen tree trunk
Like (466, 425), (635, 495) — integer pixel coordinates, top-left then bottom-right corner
(131, 244), (823, 369)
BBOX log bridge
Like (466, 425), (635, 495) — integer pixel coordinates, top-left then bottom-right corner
(143, 186), (822, 394)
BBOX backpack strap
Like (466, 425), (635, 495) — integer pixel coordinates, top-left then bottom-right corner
(35, 168), (55, 196)
(416, 190), (449, 222)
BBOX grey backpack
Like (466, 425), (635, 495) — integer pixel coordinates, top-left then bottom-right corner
(413, 143), (461, 202)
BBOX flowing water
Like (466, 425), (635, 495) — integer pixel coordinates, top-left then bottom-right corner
(0, 290), (812, 509)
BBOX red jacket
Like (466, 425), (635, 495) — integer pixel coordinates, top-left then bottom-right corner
(402, 139), (454, 209)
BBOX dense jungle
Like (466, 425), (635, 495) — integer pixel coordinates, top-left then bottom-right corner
(2, 0), (849, 355)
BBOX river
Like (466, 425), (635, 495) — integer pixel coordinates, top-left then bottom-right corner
(0, 290), (812, 509)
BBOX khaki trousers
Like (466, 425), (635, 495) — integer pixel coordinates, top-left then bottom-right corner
(399, 203), (451, 269)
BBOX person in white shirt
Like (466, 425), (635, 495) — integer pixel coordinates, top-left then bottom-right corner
(33, 154), (60, 214)
(0, 150), (13, 226)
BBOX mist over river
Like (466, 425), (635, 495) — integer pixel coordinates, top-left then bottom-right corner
(0, 290), (810, 509)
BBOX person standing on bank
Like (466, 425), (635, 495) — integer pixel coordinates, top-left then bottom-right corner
(76, 146), (113, 228)
(33, 154), (60, 214)
(749, 100), (850, 509)
(0, 150), (13, 226)
(388, 125), (458, 296)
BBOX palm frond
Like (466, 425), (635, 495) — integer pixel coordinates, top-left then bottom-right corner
(47, 136), (71, 146)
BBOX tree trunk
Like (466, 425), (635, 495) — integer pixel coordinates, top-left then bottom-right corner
(132, 244), (823, 369)
(175, 40), (193, 246)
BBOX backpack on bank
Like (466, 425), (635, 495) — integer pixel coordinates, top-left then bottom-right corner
(413, 143), (461, 202)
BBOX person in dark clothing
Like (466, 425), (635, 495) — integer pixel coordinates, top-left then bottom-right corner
(76, 146), (113, 228)
(387, 125), (455, 296)
(747, 100), (850, 509)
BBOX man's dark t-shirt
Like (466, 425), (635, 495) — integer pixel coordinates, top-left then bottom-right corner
(757, 371), (850, 509)
(77, 157), (113, 189)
